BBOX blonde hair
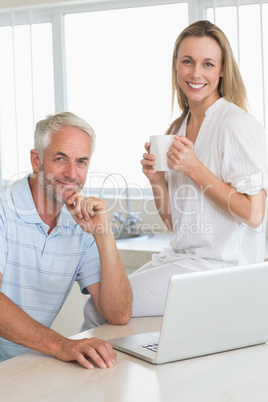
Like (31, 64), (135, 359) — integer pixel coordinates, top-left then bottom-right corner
(166, 20), (248, 135)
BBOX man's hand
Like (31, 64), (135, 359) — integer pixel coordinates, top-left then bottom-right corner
(0, 287), (116, 370)
(65, 193), (110, 235)
(55, 337), (116, 369)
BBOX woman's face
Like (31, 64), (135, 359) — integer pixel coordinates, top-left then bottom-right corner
(175, 35), (223, 108)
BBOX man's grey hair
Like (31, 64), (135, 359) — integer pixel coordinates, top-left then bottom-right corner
(34, 112), (96, 162)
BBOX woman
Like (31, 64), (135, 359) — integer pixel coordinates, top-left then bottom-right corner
(83, 20), (267, 328)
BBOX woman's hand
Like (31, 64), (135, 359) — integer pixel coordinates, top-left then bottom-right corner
(140, 142), (165, 183)
(168, 137), (266, 229)
(167, 135), (200, 177)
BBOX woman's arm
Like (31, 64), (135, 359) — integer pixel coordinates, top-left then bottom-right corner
(168, 135), (266, 228)
(141, 142), (173, 231)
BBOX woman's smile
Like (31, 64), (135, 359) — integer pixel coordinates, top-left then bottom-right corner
(187, 81), (207, 90)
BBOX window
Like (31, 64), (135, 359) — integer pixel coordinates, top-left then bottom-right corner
(0, 0), (267, 191)
(64, 3), (188, 189)
(0, 21), (55, 183)
(206, 3), (268, 126)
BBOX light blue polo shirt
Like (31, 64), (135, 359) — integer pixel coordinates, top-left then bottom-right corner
(0, 176), (101, 361)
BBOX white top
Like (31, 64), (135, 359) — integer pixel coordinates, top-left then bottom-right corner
(153, 98), (267, 269)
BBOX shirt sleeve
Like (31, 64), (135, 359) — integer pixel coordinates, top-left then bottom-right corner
(220, 112), (268, 195)
(0, 208), (7, 277)
(75, 236), (101, 294)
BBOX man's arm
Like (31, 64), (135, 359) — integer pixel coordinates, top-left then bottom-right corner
(86, 231), (132, 324)
(0, 273), (116, 369)
(65, 194), (132, 324)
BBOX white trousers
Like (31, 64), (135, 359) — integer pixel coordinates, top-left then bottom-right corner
(82, 260), (202, 331)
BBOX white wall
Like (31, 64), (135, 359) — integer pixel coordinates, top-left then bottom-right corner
(0, 0), (172, 10)
(0, 0), (94, 8)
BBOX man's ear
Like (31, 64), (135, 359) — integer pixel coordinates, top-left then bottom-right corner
(30, 149), (41, 173)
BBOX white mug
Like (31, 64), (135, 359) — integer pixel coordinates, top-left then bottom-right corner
(150, 135), (175, 171)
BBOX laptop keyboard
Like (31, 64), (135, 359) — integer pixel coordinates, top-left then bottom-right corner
(141, 342), (158, 353)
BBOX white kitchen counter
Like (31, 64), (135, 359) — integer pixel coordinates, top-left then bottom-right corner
(116, 232), (173, 252)
(5, 316), (268, 402)
(118, 234), (268, 272)
(116, 233), (173, 273)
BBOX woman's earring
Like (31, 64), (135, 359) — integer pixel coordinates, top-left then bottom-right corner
(185, 100), (189, 107)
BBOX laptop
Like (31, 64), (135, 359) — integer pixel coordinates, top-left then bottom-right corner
(110, 262), (268, 364)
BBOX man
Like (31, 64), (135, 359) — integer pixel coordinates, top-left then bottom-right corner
(0, 112), (132, 369)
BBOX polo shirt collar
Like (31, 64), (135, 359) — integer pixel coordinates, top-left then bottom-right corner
(57, 205), (76, 228)
(11, 175), (76, 228)
(11, 175), (42, 224)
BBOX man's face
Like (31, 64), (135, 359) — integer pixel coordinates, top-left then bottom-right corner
(37, 126), (92, 204)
